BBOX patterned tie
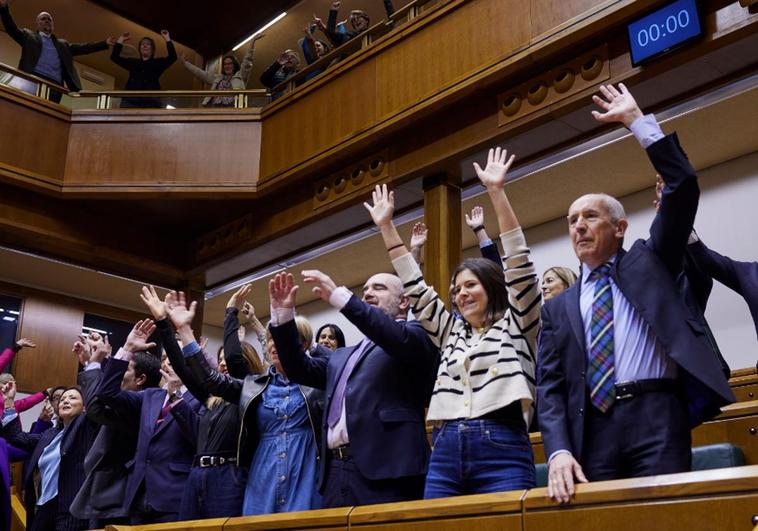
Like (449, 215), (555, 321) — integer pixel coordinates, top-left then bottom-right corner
(588, 263), (616, 412)
(327, 339), (372, 427)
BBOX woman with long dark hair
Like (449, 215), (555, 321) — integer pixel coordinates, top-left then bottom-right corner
(365, 147), (541, 498)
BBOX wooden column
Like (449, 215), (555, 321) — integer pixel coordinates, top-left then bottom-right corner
(422, 172), (462, 304)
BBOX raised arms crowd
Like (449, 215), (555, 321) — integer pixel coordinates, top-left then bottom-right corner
(1, 21), (758, 529)
(0, 0), (399, 106)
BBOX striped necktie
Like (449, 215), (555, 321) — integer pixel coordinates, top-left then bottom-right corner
(588, 263), (616, 412)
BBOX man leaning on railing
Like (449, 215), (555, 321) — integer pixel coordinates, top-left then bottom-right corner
(0, 0), (119, 103)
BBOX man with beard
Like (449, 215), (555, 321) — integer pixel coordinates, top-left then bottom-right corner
(268, 270), (438, 508)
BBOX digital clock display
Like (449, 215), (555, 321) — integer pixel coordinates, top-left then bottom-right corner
(627, 0), (702, 67)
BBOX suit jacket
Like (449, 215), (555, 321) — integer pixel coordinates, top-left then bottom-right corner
(1, 368), (101, 529)
(0, 5), (108, 92)
(70, 360), (143, 520)
(271, 295), (439, 490)
(688, 239), (758, 344)
(95, 358), (201, 514)
(537, 133), (735, 463)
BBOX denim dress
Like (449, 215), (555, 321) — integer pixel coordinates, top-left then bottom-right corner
(242, 368), (321, 515)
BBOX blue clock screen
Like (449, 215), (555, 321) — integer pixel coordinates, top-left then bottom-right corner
(627, 0), (702, 66)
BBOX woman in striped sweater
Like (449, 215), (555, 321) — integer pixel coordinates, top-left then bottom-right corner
(365, 147), (541, 498)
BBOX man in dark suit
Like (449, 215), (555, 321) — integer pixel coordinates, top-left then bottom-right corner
(687, 236), (758, 362)
(95, 319), (201, 524)
(71, 351), (161, 528)
(0, 0), (116, 102)
(268, 270), (439, 508)
(537, 84), (735, 504)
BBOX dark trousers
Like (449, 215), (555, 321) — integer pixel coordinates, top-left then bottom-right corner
(179, 464), (247, 520)
(30, 497), (87, 531)
(129, 482), (179, 525)
(322, 455), (424, 508)
(580, 389), (692, 481)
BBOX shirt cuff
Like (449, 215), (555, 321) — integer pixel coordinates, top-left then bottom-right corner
(1, 410), (18, 427)
(115, 347), (134, 362)
(629, 113), (665, 149)
(84, 362), (101, 371)
(688, 230), (699, 244)
(269, 306), (295, 326)
(329, 287), (353, 311)
(547, 449), (572, 465)
(182, 341), (201, 358)
(478, 239), (493, 248)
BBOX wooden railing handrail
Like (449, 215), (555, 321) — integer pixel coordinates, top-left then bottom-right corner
(0, 60), (69, 94)
(75, 89), (268, 98)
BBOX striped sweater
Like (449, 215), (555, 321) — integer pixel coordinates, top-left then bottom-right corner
(392, 227), (541, 423)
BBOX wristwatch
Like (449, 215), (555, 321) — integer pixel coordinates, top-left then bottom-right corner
(169, 389), (183, 403)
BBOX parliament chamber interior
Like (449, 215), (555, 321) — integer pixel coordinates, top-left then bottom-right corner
(1, 0), (758, 530)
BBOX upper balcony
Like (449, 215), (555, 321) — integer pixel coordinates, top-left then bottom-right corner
(0, 0), (756, 288)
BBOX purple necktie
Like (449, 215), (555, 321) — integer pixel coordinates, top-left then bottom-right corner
(327, 339), (372, 427)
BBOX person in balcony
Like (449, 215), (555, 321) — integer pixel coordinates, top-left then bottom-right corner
(0, 0), (116, 103)
(299, 23), (333, 82)
(110, 30), (177, 109)
(323, 1), (396, 48)
(260, 49), (301, 100)
(181, 34), (263, 108)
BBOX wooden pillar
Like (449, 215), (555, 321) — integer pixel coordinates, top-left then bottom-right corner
(183, 275), (205, 338)
(422, 172), (462, 303)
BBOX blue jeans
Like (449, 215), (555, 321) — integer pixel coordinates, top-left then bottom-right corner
(424, 419), (535, 499)
(179, 464), (247, 520)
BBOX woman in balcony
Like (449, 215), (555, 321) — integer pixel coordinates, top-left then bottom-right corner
(365, 147), (540, 498)
(181, 34), (263, 108)
(111, 30), (177, 109)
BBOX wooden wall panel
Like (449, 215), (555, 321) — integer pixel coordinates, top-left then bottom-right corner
(63, 116), (262, 188)
(375, 0), (531, 117)
(13, 296), (83, 393)
(259, 60), (378, 179)
(0, 88), (69, 186)
(530, 0), (613, 41)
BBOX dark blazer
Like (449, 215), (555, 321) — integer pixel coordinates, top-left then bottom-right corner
(2, 368), (101, 530)
(0, 5), (108, 91)
(537, 133), (735, 463)
(70, 359), (145, 521)
(270, 295), (439, 490)
(95, 358), (201, 515)
(688, 239), (758, 344)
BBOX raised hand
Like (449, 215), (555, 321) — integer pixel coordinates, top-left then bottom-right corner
(72, 336), (92, 366)
(410, 222), (428, 250)
(88, 332), (112, 363)
(140, 285), (167, 320)
(161, 365), (182, 395)
(465, 206), (485, 229)
(106, 36), (116, 46)
(301, 269), (337, 303)
(591, 83), (643, 127)
(277, 52), (290, 65)
(1, 379), (16, 405)
(226, 283), (252, 310)
(363, 184), (395, 228)
(15, 337), (36, 349)
(332, 1), (342, 10)
(124, 319), (157, 353)
(117, 32), (130, 44)
(269, 272), (299, 310)
(160, 29), (171, 41)
(241, 301), (257, 323)
(473, 147), (515, 191)
(252, 32), (265, 43)
(312, 15), (326, 31)
(164, 291), (197, 331)
(39, 400), (54, 422)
